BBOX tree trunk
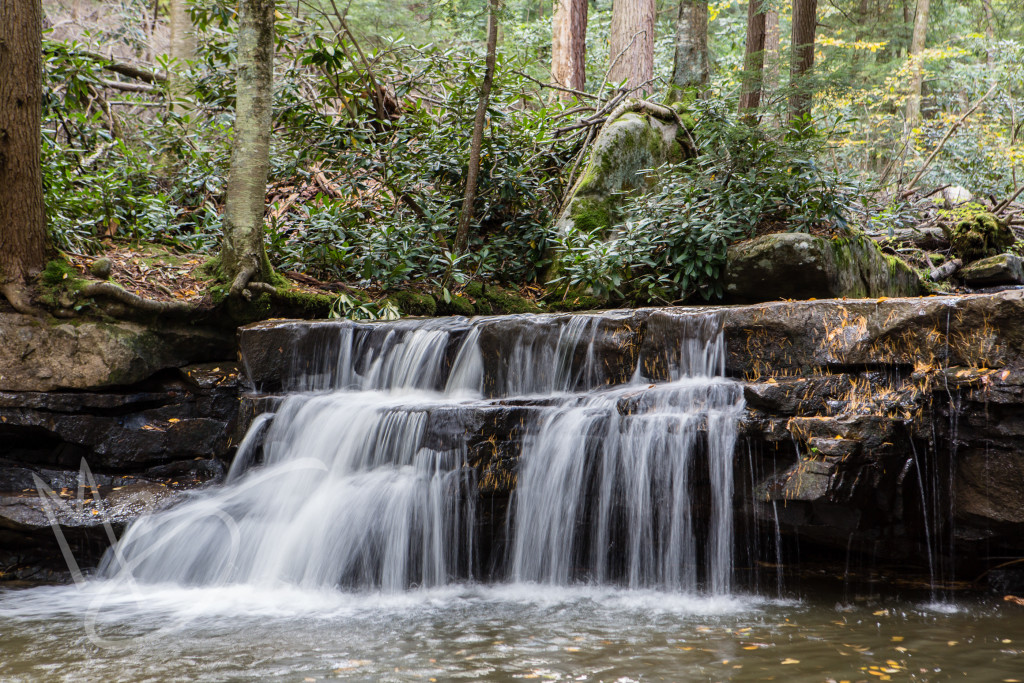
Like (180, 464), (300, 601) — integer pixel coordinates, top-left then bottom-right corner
(738, 0), (767, 116)
(607, 0), (656, 96)
(764, 9), (780, 91)
(982, 0), (995, 67)
(168, 0), (196, 111)
(551, 0), (588, 98)
(788, 0), (819, 125)
(905, 0), (930, 131)
(454, 0), (501, 254)
(221, 0), (275, 295)
(0, 0), (52, 313)
(667, 1), (709, 103)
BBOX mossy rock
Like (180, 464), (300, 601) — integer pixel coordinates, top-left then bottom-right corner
(387, 290), (437, 317)
(959, 253), (1024, 287)
(556, 109), (684, 240)
(948, 212), (1014, 263)
(463, 282), (544, 315)
(723, 232), (923, 303)
(436, 293), (476, 317)
(547, 294), (608, 312)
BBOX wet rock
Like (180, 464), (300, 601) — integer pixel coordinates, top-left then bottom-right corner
(0, 364), (240, 470)
(723, 232), (923, 303)
(0, 313), (234, 392)
(959, 253), (1024, 287)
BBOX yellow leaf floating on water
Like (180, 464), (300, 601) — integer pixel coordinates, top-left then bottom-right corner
(891, 636), (904, 642)
(781, 658), (799, 665)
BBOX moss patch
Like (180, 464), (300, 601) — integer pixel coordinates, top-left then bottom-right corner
(387, 290), (438, 317)
(948, 212), (1014, 263)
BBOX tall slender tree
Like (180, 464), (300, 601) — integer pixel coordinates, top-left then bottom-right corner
(667, 1), (709, 102)
(551, 0), (588, 98)
(454, 0), (501, 254)
(788, 0), (819, 125)
(220, 0), (276, 295)
(607, 0), (656, 96)
(168, 0), (196, 111)
(0, 0), (52, 313)
(905, 0), (930, 130)
(738, 0), (767, 116)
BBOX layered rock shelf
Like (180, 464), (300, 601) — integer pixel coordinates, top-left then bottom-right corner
(5, 290), (1024, 585)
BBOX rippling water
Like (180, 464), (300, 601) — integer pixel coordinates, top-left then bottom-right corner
(2, 583), (1022, 682)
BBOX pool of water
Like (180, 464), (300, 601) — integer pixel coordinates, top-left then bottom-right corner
(1, 582), (1022, 682)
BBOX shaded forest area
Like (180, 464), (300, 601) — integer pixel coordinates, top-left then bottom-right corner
(2, 0), (1023, 321)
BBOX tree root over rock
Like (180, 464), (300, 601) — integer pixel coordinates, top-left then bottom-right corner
(80, 282), (198, 315)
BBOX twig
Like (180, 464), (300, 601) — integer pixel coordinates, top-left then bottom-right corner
(905, 83), (998, 193)
(511, 69), (598, 101)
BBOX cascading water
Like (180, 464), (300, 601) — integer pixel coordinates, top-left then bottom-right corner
(100, 312), (745, 594)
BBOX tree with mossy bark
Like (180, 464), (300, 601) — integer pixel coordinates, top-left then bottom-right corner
(219, 0), (277, 296)
(0, 0), (53, 314)
(667, 1), (709, 104)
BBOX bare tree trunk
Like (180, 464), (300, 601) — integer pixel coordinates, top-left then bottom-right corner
(905, 0), (930, 131)
(551, 0), (588, 98)
(454, 0), (501, 254)
(221, 0), (275, 295)
(764, 9), (780, 91)
(788, 0), (819, 125)
(168, 0), (196, 111)
(738, 0), (767, 116)
(0, 0), (52, 313)
(982, 0), (995, 67)
(667, 1), (708, 103)
(607, 0), (656, 96)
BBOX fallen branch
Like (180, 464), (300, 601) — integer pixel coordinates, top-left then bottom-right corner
(995, 182), (1024, 215)
(81, 282), (196, 314)
(100, 78), (157, 93)
(80, 50), (167, 83)
(929, 258), (962, 282)
(511, 69), (598, 101)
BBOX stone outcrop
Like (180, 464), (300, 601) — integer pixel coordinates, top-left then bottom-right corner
(12, 292), (1024, 586)
(723, 232), (924, 303)
(0, 358), (240, 581)
(959, 253), (1024, 287)
(0, 313), (233, 392)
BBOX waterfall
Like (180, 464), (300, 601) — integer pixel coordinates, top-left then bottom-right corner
(100, 312), (744, 593)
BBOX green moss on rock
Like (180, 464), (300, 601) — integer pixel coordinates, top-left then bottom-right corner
(388, 290), (438, 317)
(948, 212), (1014, 263)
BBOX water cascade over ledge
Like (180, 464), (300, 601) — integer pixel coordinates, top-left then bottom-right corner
(100, 312), (745, 592)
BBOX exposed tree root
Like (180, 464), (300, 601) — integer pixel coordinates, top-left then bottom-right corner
(0, 283), (45, 316)
(80, 282), (197, 315)
(229, 265), (257, 298)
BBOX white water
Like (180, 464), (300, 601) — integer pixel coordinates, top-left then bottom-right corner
(100, 312), (744, 593)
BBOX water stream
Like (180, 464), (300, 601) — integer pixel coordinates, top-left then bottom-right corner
(1, 311), (1021, 680)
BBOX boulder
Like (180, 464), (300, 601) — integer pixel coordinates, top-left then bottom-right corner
(556, 103), (690, 238)
(959, 253), (1024, 287)
(0, 314), (234, 392)
(723, 232), (923, 303)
